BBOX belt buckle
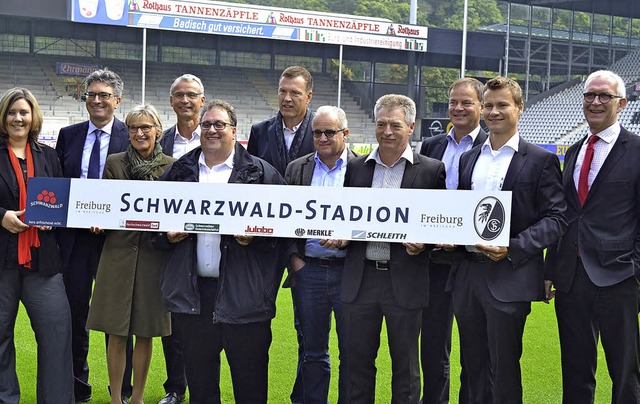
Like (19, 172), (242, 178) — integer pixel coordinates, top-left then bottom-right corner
(375, 260), (389, 270)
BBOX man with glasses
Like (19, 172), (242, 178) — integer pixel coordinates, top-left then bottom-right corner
(285, 106), (357, 404)
(55, 68), (131, 402)
(247, 65), (316, 403)
(157, 100), (292, 404)
(156, 74), (206, 404)
(545, 70), (640, 403)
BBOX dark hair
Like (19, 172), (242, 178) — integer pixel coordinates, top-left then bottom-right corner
(484, 76), (524, 107)
(0, 87), (43, 141)
(200, 99), (238, 127)
(450, 77), (484, 103)
(85, 68), (124, 97)
(281, 66), (313, 93)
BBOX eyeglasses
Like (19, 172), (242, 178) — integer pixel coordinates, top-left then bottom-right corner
(128, 125), (154, 134)
(201, 121), (235, 131)
(583, 92), (623, 104)
(172, 92), (202, 100)
(312, 129), (346, 138)
(84, 92), (114, 101)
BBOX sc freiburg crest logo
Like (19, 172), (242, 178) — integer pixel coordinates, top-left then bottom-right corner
(473, 197), (505, 241)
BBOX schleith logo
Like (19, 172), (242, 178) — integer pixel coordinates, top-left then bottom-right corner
(474, 197), (505, 241)
(295, 228), (306, 237)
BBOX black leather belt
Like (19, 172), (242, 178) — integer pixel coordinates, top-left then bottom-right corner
(365, 259), (390, 270)
(305, 256), (346, 267)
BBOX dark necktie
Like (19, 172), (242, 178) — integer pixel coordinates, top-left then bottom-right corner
(577, 135), (600, 206)
(87, 129), (102, 179)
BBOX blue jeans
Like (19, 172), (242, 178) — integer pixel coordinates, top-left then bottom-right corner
(294, 258), (348, 404)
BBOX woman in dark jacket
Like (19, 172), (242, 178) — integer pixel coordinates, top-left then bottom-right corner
(87, 105), (175, 404)
(0, 87), (73, 403)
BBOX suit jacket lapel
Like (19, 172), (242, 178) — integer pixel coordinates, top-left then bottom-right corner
(563, 136), (583, 207)
(400, 152), (421, 188)
(108, 119), (129, 154)
(502, 138), (528, 190)
(459, 147), (481, 190)
(587, 129), (628, 201)
(432, 137), (448, 160)
(301, 155), (315, 186)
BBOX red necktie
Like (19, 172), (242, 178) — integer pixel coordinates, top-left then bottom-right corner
(577, 135), (599, 206)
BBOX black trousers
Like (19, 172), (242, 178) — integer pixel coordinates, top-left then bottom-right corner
(160, 315), (187, 396)
(555, 258), (640, 404)
(174, 277), (272, 404)
(343, 262), (422, 404)
(451, 259), (531, 404)
(420, 262), (458, 404)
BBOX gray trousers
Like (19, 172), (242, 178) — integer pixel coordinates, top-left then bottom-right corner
(0, 270), (74, 404)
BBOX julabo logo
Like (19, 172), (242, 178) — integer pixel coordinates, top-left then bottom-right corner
(474, 197), (505, 241)
(245, 225), (274, 235)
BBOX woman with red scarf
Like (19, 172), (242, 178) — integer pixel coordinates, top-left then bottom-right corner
(0, 87), (74, 403)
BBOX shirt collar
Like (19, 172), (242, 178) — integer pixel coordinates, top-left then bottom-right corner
(314, 147), (348, 170)
(365, 144), (414, 167)
(587, 121), (620, 144)
(88, 118), (115, 136)
(482, 132), (520, 154)
(446, 125), (481, 145)
(198, 148), (235, 170)
(175, 125), (201, 141)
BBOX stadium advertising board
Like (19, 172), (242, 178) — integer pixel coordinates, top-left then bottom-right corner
(70, 0), (428, 51)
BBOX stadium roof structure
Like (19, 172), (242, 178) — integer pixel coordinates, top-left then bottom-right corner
(509, 0), (640, 20)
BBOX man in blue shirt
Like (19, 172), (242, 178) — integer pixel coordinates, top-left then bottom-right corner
(285, 106), (357, 404)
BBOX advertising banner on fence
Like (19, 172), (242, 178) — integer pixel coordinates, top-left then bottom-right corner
(26, 177), (512, 246)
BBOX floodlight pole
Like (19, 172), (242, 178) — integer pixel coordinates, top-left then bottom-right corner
(461, 0), (468, 78)
(338, 44), (343, 108)
(142, 28), (147, 105)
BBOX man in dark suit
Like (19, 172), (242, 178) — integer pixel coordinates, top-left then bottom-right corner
(342, 94), (446, 403)
(451, 76), (566, 403)
(247, 65), (316, 403)
(55, 68), (130, 403)
(545, 70), (640, 403)
(285, 106), (357, 404)
(247, 65), (315, 176)
(156, 73), (206, 404)
(418, 77), (486, 404)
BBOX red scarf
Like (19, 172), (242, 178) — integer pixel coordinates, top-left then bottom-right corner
(8, 144), (39, 268)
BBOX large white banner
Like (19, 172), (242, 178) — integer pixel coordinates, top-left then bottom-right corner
(26, 177), (512, 246)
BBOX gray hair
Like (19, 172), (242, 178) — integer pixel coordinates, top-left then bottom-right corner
(313, 105), (348, 129)
(85, 68), (124, 97)
(169, 74), (205, 96)
(584, 70), (626, 98)
(374, 94), (416, 126)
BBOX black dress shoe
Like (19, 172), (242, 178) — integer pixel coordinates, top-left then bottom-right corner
(157, 392), (185, 404)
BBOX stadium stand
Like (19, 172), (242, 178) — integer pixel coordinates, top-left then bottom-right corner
(0, 53), (375, 144)
(518, 49), (640, 145)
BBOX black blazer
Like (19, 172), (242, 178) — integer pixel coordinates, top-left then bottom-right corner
(419, 127), (488, 160)
(160, 124), (178, 157)
(341, 152), (446, 309)
(55, 119), (129, 266)
(453, 138), (567, 302)
(0, 140), (63, 275)
(247, 112), (315, 176)
(546, 127), (640, 290)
